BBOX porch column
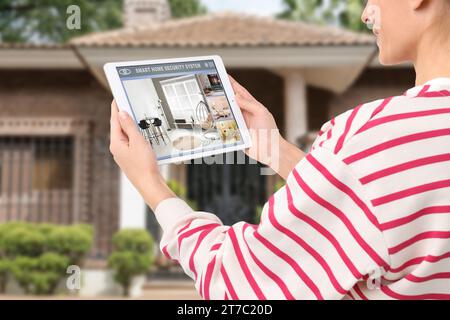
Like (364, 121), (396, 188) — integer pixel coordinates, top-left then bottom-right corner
(283, 71), (308, 144)
(119, 164), (172, 230)
(119, 172), (146, 229)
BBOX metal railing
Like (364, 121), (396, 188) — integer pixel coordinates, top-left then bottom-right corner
(0, 136), (74, 224)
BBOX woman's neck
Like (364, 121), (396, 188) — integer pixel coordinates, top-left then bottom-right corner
(414, 28), (450, 86)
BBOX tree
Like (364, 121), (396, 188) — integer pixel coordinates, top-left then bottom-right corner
(0, 0), (206, 44)
(169, 0), (206, 19)
(278, 0), (368, 32)
(0, 0), (123, 43)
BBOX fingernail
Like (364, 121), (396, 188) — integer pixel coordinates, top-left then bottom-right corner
(119, 111), (128, 119)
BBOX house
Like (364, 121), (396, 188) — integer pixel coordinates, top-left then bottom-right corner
(0, 0), (415, 287)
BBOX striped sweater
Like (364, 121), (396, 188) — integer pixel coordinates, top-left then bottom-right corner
(154, 77), (450, 300)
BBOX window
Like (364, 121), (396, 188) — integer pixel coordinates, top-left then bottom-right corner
(161, 76), (206, 122)
(0, 136), (75, 222)
(32, 137), (74, 191)
(0, 136), (74, 195)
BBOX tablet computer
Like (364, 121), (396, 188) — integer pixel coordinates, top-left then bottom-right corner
(104, 55), (252, 165)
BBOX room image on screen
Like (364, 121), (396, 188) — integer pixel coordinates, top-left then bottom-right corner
(118, 60), (244, 160)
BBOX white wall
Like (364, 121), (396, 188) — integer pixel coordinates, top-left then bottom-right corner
(80, 270), (145, 297)
(123, 78), (160, 121)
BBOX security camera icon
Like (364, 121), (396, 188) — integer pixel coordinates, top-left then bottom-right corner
(119, 68), (132, 76)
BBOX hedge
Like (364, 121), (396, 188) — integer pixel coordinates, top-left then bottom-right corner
(0, 222), (93, 295)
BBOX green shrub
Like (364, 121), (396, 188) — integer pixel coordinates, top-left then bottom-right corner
(254, 205), (264, 224)
(167, 179), (187, 198)
(167, 180), (198, 210)
(0, 222), (93, 295)
(46, 225), (93, 265)
(111, 229), (154, 253)
(10, 253), (69, 295)
(254, 181), (285, 223)
(2, 223), (46, 258)
(274, 180), (285, 192)
(0, 259), (10, 293)
(108, 229), (154, 296)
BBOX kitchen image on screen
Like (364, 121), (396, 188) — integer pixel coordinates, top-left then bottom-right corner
(119, 61), (243, 159)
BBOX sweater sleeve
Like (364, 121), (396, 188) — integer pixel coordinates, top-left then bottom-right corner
(154, 146), (390, 300)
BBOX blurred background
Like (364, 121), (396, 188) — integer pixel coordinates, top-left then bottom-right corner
(0, 0), (415, 299)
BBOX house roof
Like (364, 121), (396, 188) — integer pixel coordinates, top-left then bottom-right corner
(70, 12), (375, 48)
(0, 43), (84, 69)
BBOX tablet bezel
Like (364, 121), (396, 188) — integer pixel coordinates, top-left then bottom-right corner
(104, 55), (252, 165)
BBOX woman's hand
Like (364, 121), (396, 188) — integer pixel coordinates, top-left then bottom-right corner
(229, 75), (279, 167)
(229, 76), (304, 179)
(109, 101), (175, 210)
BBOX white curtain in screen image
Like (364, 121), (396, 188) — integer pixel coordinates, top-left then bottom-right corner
(160, 75), (206, 122)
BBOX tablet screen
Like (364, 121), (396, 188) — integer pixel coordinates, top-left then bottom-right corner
(116, 60), (245, 161)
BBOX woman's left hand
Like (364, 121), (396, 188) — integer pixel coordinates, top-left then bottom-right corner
(109, 101), (175, 209)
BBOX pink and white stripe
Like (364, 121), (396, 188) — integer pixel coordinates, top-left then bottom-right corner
(155, 78), (450, 300)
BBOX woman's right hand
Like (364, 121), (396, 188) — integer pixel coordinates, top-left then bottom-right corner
(229, 75), (280, 165)
(229, 75), (304, 179)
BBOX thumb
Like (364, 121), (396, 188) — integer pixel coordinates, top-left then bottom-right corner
(118, 111), (141, 141)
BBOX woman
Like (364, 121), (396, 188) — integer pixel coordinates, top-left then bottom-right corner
(110, 0), (450, 299)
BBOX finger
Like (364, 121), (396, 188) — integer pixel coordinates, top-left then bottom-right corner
(228, 75), (254, 100)
(235, 93), (261, 114)
(241, 109), (251, 125)
(117, 110), (143, 143)
(229, 75), (248, 97)
(110, 101), (128, 143)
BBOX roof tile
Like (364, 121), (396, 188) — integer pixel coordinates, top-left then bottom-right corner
(70, 12), (375, 48)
